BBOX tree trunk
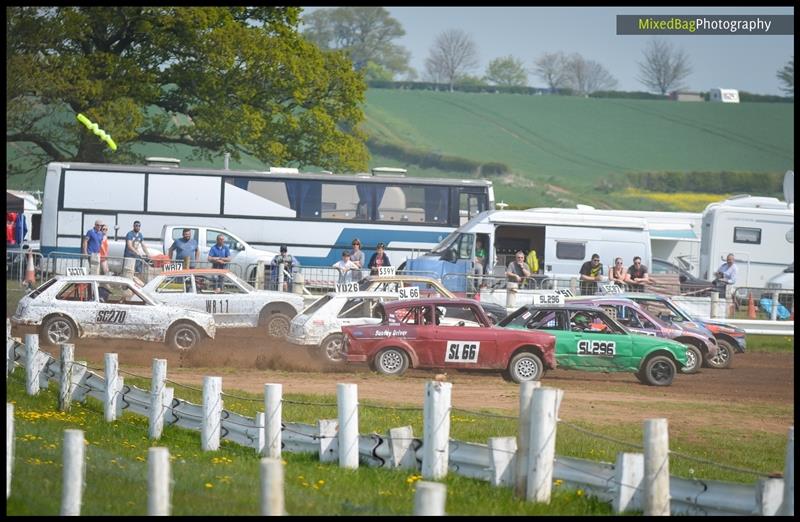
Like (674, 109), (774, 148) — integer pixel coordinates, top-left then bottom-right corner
(76, 133), (108, 163)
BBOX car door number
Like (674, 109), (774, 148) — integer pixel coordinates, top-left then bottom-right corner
(96, 310), (127, 324)
(577, 340), (615, 356)
(445, 341), (480, 363)
(206, 299), (230, 313)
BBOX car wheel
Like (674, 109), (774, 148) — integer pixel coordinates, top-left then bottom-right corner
(680, 344), (702, 374)
(639, 355), (676, 386)
(318, 334), (345, 364)
(265, 313), (291, 339)
(40, 316), (76, 346)
(373, 347), (409, 376)
(704, 339), (734, 369)
(167, 322), (202, 352)
(506, 352), (544, 384)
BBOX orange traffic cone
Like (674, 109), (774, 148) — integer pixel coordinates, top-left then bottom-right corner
(747, 292), (756, 319)
(23, 252), (36, 288)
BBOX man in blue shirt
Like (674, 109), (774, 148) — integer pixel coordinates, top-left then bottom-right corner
(168, 228), (199, 269)
(82, 219), (105, 256)
(125, 220), (153, 273)
(208, 234), (232, 291)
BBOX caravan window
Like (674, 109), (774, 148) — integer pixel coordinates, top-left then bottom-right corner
(555, 242), (586, 260)
(733, 227), (761, 245)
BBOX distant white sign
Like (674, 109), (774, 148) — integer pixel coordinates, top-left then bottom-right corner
(378, 266), (396, 277)
(335, 282), (360, 294)
(533, 292), (564, 305)
(599, 284), (622, 295)
(162, 262), (183, 272)
(555, 289), (574, 297)
(66, 267), (88, 276)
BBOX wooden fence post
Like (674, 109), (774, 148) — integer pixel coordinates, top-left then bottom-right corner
(337, 383), (359, 469)
(104, 353), (119, 422)
(149, 359), (167, 440)
(318, 419), (338, 463)
(413, 481), (447, 516)
(263, 383), (282, 458)
(60, 429), (85, 516)
(488, 436), (517, 487)
(260, 457), (285, 516)
(7, 403), (14, 499)
(527, 386), (563, 503)
(613, 452), (644, 513)
(202, 376), (222, 451)
(148, 447), (171, 516)
(643, 418), (670, 516)
(422, 381), (451, 480)
(778, 426), (794, 516)
(388, 426), (416, 469)
(24, 334), (40, 395)
(58, 343), (75, 412)
(515, 380), (539, 497)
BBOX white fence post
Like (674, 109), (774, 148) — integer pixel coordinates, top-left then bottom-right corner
(778, 426), (794, 516)
(58, 343), (75, 412)
(104, 353), (119, 422)
(263, 383), (282, 459)
(149, 359), (167, 440)
(6, 318), (15, 376)
(389, 426), (416, 469)
(7, 403), (14, 499)
(613, 452), (644, 513)
(757, 477), (785, 516)
(89, 253), (100, 275)
(255, 260), (265, 290)
(260, 457), (286, 516)
(422, 380), (451, 480)
(24, 334), (40, 396)
(60, 429), (85, 516)
(515, 380), (539, 497)
(337, 383), (359, 469)
(413, 481), (447, 516)
(202, 376), (222, 451)
(122, 257), (136, 280)
(318, 419), (338, 463)
(488, 436), (517, 487)
(643, 418), (670, 516)
(527, 386), (563, 504)
(147, 447), (171, 516)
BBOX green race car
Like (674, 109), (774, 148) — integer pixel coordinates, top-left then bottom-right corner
(498, 304), (688, 386)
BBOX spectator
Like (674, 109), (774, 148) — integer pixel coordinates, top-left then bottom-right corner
(713, 253), (737, 298)
(579, 253), (604, 295)
(368, 242), (392, 275)
(208, 234), (232, 292)
(505, 250), (530, 289)
(13, 212), (27, 246)
(271, 245), (298, 292)
(125, 220), (153, 274)
(333, 250), (359, 284)
(349, 238), (366, 281)
(608, 257), (628, 289)
(6, 212), (17, 247)
(168, 228), (199, 269)
(82, 219), (105, 257)
(99, 225), (110, 275)
(473, 238), (488, 290)
(627, 256), (650, 292)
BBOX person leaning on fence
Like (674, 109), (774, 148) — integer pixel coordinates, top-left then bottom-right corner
(368, 242), (392, 275)
(579, 253), (604, 295)
(99, 225), (110, 275)
(208, 234), (232, 292)
(609, 257), (628, 289)
(713, 253), (737, 298)
(125, 220), (153, 274)
(168, 228), (199, 269)
(505, 251), (530, 291)
(333, 250), (359, 284)
(271, 245), (298, 292)
(627, 256), (650, 292)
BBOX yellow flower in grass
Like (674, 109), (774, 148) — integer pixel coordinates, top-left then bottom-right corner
(554, 479), (563, 487)
(205, 483), (214, 489)
(576, 489), (584, 497)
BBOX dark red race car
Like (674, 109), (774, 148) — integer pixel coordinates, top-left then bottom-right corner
(341, 298), (556, 383)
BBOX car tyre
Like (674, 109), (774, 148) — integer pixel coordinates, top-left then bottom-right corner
(506, 352), (544, 384)
(704, 339), (733, 369)
(373, 347), (409, 377)
(167, 322), (202, 352)
(264, 313), (291, 339)
(317, 334), (346, 364)
(40, 315), (76, 346)
(680, 344), (702, 374)
(638, 354), (676, 386)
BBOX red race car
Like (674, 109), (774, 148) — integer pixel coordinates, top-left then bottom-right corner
(342, 298), (556, 383)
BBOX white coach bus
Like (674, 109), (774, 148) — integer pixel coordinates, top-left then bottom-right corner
(39, 160), (494, 277)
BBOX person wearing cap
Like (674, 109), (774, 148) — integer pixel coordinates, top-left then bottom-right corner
(579, 253), (605, 295)
(368, 242), (392, 275)
(332, 250), (360, 284)
(271, 245), (298, 291)
(82, 219), (105, 256)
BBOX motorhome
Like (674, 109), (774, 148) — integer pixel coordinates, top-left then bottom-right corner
(699, 195), (794, 287)
(403, 209), (652, 292)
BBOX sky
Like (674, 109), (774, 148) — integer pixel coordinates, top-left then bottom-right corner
(303, 6), (794, 95)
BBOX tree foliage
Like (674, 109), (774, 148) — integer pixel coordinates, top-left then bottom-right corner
(484, 55), (528, 87)
(301, 7), (413, 80)
(424, 29), (479, 92)
(533, 52), (568, 91)
(564, 54), (617, 96)
(776, 56), (793, 96)
(6, 6), (369, 172)
(637, 39), (692, 95)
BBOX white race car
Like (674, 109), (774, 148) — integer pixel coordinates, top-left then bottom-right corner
(11, 275), (216, 351)
(142, 269), (304, 338)
(287, 291), (400, 363)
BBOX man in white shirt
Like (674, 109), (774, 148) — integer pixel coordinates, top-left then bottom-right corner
(333, 250), (360, 284)
(713, 253), (737, 298)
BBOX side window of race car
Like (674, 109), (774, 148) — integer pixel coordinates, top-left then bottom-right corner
(155, 276), (190, 294)
(99, 283), (147, 305)
(394, 306), (419, 325)
(56, 283), (95, 302)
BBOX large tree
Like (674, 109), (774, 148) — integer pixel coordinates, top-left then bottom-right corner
(776, 56), (793, 96)
(6, 6), (369, 173)
(637, 39), (692, 95)
(301, 7), (413, 81)
(424, 29), (479, 92)
(484, 55), (528, 87)
(532, 51), (567, 92)
(565, 54), (618, 95)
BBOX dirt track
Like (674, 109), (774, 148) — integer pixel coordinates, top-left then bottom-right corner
(15, 326), (792, 437)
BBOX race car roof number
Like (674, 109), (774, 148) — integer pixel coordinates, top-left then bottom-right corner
(66, 267), (88, 276)
(397, 287), (420, 300)
(335, 282), (360, 294)
(533, 292), (563, 306)
(163, 262), (183, 272)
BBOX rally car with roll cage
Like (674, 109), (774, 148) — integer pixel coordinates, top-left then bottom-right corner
(341, 298), (556, 383)
(567, 296), (718, 375)
(142, 269), (304, 338)
(11, 275), (216, 351)
(498, 304), (688, 386)
(287, 290), (400, 364)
